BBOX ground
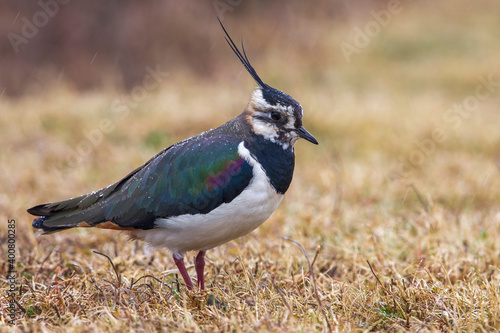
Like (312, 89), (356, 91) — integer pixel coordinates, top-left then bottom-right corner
(1, 1), (500, 332)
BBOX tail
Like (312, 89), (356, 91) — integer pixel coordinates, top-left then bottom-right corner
(28, 189), (110, 234)
(31, 216), (62, 234)
(28, 149), (167, 234)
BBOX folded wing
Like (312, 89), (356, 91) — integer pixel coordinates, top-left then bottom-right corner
(28, 136), (253, 233)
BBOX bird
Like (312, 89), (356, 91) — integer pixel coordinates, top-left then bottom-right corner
(28, 21), (318, 291)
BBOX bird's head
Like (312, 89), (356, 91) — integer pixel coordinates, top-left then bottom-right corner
(245, 87), (317, 149)
(219, 20), (318, 149)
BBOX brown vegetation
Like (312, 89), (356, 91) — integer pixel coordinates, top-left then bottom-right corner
(2, 1), (500, 331)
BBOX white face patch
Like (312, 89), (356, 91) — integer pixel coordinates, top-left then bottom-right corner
(249, 89), (268, 110)
(246, 88), (301, 150)
(252, 117), (279, 143)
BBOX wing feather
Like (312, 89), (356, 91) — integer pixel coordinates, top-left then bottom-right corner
(28, 135), (253, 232)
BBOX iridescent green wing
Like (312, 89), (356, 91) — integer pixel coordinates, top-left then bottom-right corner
(28, 135), (253, 231)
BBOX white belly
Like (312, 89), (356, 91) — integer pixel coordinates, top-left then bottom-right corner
(132, 142), (284, 255)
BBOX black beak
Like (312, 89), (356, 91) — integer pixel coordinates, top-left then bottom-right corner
(296, 126), (318, 145)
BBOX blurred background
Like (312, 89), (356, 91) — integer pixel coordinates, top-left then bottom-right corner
(1, 0), (500, 267)
(2, 1), (500, 329)
(2, 0), (397, 96)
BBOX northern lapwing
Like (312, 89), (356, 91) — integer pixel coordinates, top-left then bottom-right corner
(28, 22), (318, 290)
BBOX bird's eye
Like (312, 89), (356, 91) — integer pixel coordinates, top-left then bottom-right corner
(271, 112), (281, 121)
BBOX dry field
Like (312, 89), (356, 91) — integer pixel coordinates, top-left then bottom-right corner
(2, 2), (500, 332)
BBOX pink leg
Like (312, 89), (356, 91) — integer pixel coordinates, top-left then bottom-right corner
(173, 253), (193, 290)
(195, 251), (206, 290)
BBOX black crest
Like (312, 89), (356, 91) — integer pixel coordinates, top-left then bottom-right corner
(218, 18), (270, 90)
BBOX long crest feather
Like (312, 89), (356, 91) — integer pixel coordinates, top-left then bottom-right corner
(218, 18), (269, 89)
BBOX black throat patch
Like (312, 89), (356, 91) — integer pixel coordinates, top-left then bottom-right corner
(245, 135), (295, 194)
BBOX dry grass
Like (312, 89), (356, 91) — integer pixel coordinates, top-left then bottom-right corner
(2, 2), (500, 331)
